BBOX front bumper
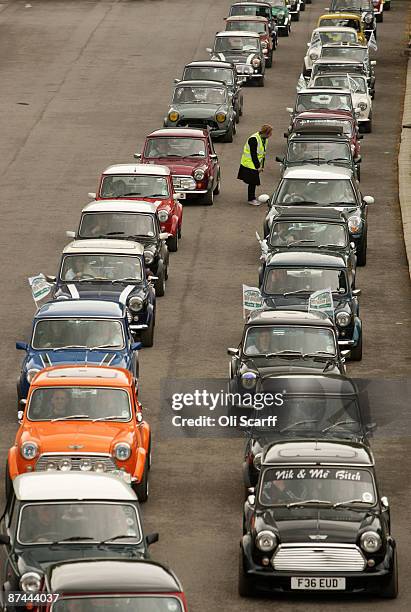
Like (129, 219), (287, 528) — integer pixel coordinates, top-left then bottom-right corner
(235, 65), (263, 80)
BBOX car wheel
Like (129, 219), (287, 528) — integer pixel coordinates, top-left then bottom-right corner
(222, 122), (234, 143)
(239, 96), (244, 116)
(213, 172), (221, 195)
(133, 461), (149, 502)
(140, 315), (155, 348)
(266, 52), (273, 68)
(292, 12), (299, 22)
(285, 25), (290, 37)
(300, 2), (305, 11)
(350, 333), (363, 361)
(5, 461), (11, 501)
(154, 262), (166, 297)
(364, 114), (372, 133)
(202, 188), (214, 206)
(235, 106), (240, 123)
(377, 12), (383, 22)
(238, 550), (255, 597)
(167, 232), (178, 252)
(177, 224), (182, 239)
(357, 234), (367, 266)
(384, 0), (390, 10)
(257, 75), (265, 87)
(380, 550), (398, 598)
(147, 435), (152, 470)
(356, 164), (361, 181)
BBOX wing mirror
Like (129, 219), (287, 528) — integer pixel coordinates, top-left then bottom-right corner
(363, 195), (374, 205)
(355, 155), (362, 164)
(0, 534), (10, 546)
(206, 47), (212, 53)
(134, 153), (142, 160)
(210, 153), (218, 160)
(131, 342), (142, 351)
(16, 341), (28, 351)
(352, 288), (361, 297)
(366, 422), (377, 432)
(174, 78), (180, 84)
(275, 156), (284, 163)
(87, 192), (96, 199)
(381, 496), (389, 509)
(45, 275), (56, 283)
(66, 230), (76, 238)
(145, 532), (159, 546)
(258, 194), (270, 204)
(341, 350), (351, 358)
(286, 107), (293, 114)
(371, 60), (376, 67)
(247, 494), (256, 506)
(227, 347), (239, 357)
(159, 232), (171, 241)
(17, 410), (24, 423)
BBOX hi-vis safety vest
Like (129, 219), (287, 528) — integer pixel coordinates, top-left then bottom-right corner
(241, 132), (267, 170)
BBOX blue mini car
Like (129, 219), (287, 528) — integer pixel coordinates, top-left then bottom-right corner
(16, 299), (141, 401)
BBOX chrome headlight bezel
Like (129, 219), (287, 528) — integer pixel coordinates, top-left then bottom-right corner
(336, 311), (351, 328)
(309, 51), (319, 61)
(27, 368), (40, 384)
(253, 452), (262, 470)
(193, 168), (205, 181)
(20, 441), (39, 460)
(348, 215), (362, 234)
(251, 58), (261, 68)
(364, 12), (373, 24)
(20, 571), (42, 593)
(256, 530), (278, 552)
(241, 371), (258, 390)
(358, 101), (367, 111)
(143, 250), (155, 265)
(360, 530), (382, 553)
(114, 442), (132, 461)
(158, 209), (169, 223)
(128, 296), (144, 312)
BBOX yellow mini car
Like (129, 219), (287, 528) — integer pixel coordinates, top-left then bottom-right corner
(317, 13), (366, 45)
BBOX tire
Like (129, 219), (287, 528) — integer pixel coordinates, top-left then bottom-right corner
(133, 461), (149, 502)
(235, 105), (240, 123)
(364, 115), (372, 134)
(213, 172), (221, 195)
(5, 460), (12, 501)
(285, 25), (290, 37)
(350, 333), (363, 361)
(140, 315), (155, 348)
(356, 164), (361, 181)
(154, 263), (165, 297)
(238, 550), (255, 597)
(257, 75), (265, 87)
(357, 234), (367, 266)
(292, 12), (299, 22)
(266, 52), (273, 68)
(377, 12), (383, 22)
(384, 0), (390, 10)
(202, 188), (214, 206)
(177, 224), (182, 239)
(300, 2), (305, 11)
(239, 97), (243, 116)
(147, 435), (152, 470)
(167, 232), (178, 252)
(222, 122), (234, 143)
(380, 550), (398, 598)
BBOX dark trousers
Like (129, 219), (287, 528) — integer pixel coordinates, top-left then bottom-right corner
(248, 184), (256, 201)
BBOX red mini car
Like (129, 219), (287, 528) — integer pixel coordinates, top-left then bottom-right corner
(288, 109), (362, 159)
(89, 164), (183, 252)
(136, 128), (221, 206)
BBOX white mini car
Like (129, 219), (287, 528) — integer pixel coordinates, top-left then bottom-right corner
(303, 27), (359, 76)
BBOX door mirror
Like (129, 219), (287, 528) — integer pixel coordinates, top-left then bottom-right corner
(0, 534), (10, 546)
(45, 275), (56, 283)
(16, 341), (28, 351)
(247, 494), (256, 506)
(286, 107), (293, 114)
(206, 47), (212, 53)
(131, 342), (142, 351)
(366, 422), (377, 432)
(381, 496), (389, 509)
(17, 410), (24, 423)
(371, 60), (376, 67)
(134, 153), (142, 160)
(210, 153), (218, 160)
(146, 532), (159, 546)
(65, 230), (76, 238)
(341, 350), (351, 358)
(227, 347), (239, 357)
(159, 232), (171, 241)
(275, 156), (284, 163)
(355, 155), (362, 164)
(173, 78), (180, 84)
(258, 194), (270, 204)
(87, 192), (96, 199)
(352, 288), (361, 297)
(363, 195), (374, 205)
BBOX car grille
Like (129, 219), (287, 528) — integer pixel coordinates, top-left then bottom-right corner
(272, 544), (366, 572)
(235, 64), (253, 75)
(172, 175), (196, 191)
(176, 119), (218, 130)
(35, 453), (117, 472)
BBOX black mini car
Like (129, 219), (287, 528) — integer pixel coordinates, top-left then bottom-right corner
(207, 31), (265, 86)
(240, 440), (397, 598)
(228, 310), (348, 398)
(68, 200), (169, 296)
(260, 251), (362, 359)
(0, 473), (159, 607)
(258, 206), (357, 277)
(242, 373), (374, 489)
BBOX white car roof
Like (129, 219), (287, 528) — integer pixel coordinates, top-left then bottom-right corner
(312, 26), (359, 35)
(102, 164), (170, 176)
(13, 472), (137, 502)
(283, 165), (353, 180)
(215, 30), (260, 38)
(63, 239), (144, 256)
(82, 201), (158, 215)
(298, 87), (352, 96)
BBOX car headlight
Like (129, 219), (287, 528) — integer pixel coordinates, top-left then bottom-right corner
(194, 168), (205, 181)
(253, 453), (262, 470)
(129, 296), (144, 312)
(358, 102), (367, 111)
(144, 250), (155, 265)
(364, 12), (373, 24)
(241, 371), (257, 390)
(256, 530), (278, 552)
(20, 572), (42, 593)
(251, 58), (261, 67)
(168, 110), (179, 122)
(336, 311), (351, 327)
(79, 458), (93, 472)
(261, 41), (268, 49)
(114, 442), (131, 461)
(27, 368), (40, 384)
(158, 209), (169, 222)
(360, 531), (381, 553)
(348, 215), (362, 234)
(309, 51), (319, 61)
(20, 441), (39, 460)
(215, 112), (227, 124)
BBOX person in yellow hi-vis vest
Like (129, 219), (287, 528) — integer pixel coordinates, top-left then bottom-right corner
(237, 124), (273, 206)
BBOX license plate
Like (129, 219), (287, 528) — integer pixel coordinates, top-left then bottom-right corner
(291, 577), (346, 590)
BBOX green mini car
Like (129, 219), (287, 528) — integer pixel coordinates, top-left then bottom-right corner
(164, 80), (236, 142)
(267, 0), (292, 35)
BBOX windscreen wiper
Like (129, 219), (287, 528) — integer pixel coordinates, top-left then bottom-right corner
(280, 419), (319, 433)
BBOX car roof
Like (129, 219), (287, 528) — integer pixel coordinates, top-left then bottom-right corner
(266, 250), (346, 268)
(31, 365), (133, 388)
(231, 1), (271, 5)
(298, 87), (352, 96)
(102, 164), (170, 176)
(13, 472), (137, 502)
(82, 200), (158, 215)
(271, 206), (346, 222)
(314, 58), (363, 66)
(246, 309), (333, 327)
(147, 127), (207, 139)
(47, 559), (183, 594)
(263, 440), (373, 466)
(184, 60), (234, 69)
(175, 79), (227, 88)
(36, 300), (125, 320)
(226, 15), (268, 22)
(215, 30), (260, 38)
(63, 239), (144, 256)
(283, 165), (352, 179)
(313, 26), (358, 34)
(288, 133), (349, 142)
(295, 109), (354, 121)
(313, 72), (367, 81)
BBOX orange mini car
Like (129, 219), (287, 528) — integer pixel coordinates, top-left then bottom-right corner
(8, 365), (151, 501)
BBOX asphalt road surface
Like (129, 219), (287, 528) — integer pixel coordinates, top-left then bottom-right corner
(0, 0), (410, 610)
